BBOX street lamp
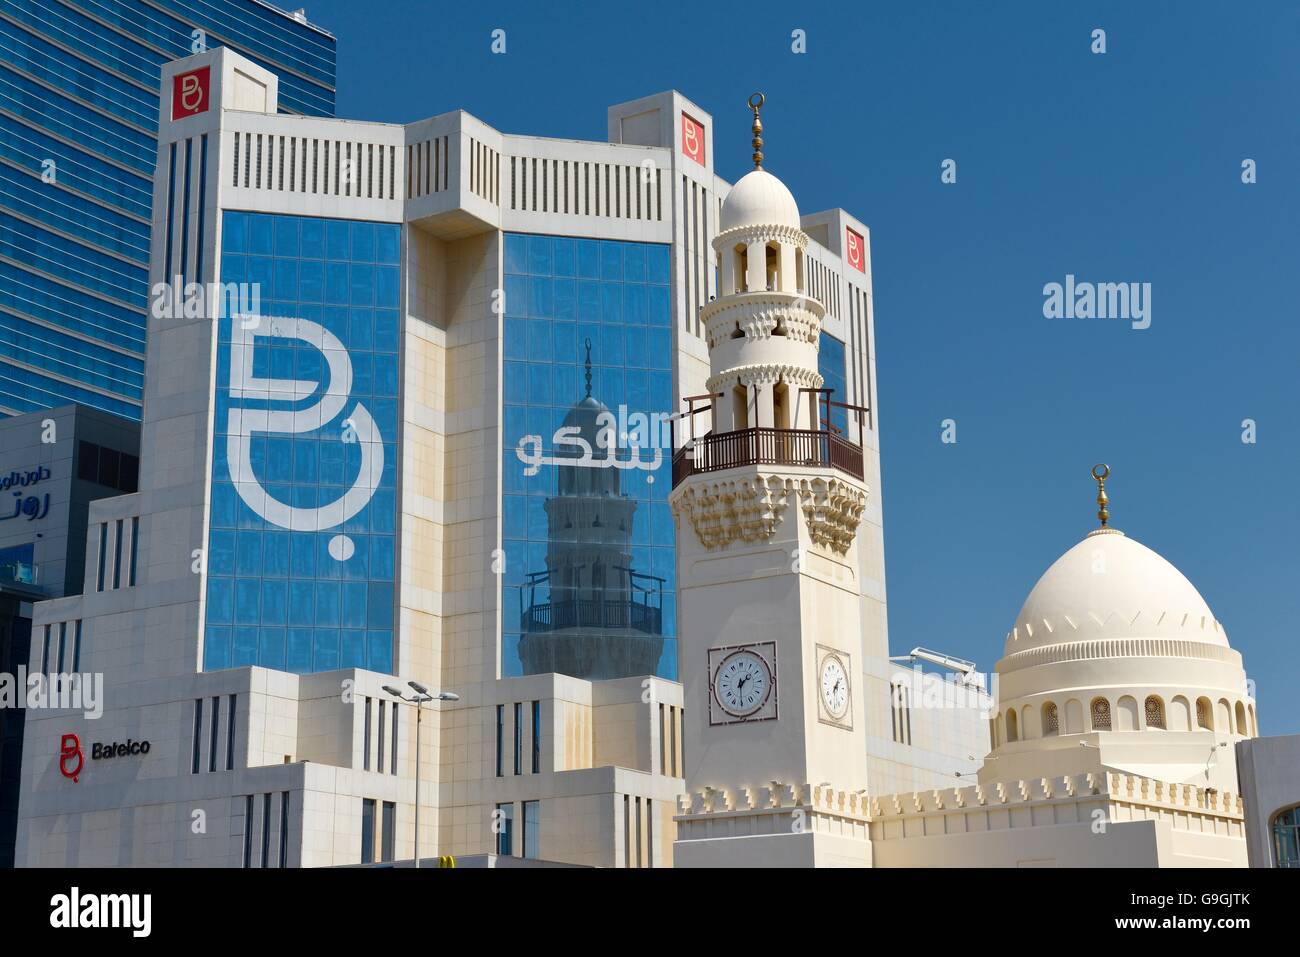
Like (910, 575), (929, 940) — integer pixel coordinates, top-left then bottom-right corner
(383, 681), (459, 868)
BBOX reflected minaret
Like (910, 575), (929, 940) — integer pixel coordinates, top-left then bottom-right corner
(518, 341), (666, 679)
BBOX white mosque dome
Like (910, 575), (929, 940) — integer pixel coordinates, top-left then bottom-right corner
(986, 468), (1256, 789)
(719, 169), (801, 232)
(1003, 529), (1228, 655)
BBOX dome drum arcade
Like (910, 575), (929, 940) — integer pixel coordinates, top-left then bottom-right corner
(985, 465), (1258, 795)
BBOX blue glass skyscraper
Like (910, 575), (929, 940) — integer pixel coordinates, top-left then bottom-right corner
(0, 0), (336, 419)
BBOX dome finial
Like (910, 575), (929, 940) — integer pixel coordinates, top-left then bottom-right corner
(748, 92), (765, 169)
(583, 337), (593, 398)
(1092, 463), (1111, 528)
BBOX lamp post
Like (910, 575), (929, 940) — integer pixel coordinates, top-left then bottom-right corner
(383, 681), (458, 868)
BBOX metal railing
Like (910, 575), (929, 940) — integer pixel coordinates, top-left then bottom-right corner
(671, 427), (864, 487)
(522, 598), (663, 635)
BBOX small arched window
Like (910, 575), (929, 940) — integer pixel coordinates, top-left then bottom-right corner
(1090, 697), (1111, 731)
(1235, 701), (1248, 736)
(1006, 708), (1019, 742)
(1144, 695), (1166, 730)
(1196, 696), (1213, 730)
(1042, 701), (1059, 736)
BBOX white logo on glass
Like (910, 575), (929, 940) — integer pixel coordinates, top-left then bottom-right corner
(226, 316), (383, 561)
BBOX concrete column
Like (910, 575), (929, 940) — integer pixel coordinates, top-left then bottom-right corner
(754, 381), (774, 429)
(746, 241), (766, 293)
(719, 249), (735, 297)
(778, 242), (796, 292)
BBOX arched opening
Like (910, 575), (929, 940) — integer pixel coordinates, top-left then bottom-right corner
(732, 384), (749, 432)
(1196, 696), (1213, 730)
(1116, 695), (1139, 731)
(1144, 695), (1166, 730)
(1090, 697), (1111, 731)
(795, 247), (805, 294)
(1170, 695), (1191, 731)
(1021, 704), (1035, 740)
(1218, 698), (1232, 732)
(1042, 701), (1059, 737)
(1235, 701), (1248, 736)
(765, 242), (779, 291)
(772, 381), (791, 430)
(1005, 708), (1018, 742)
(1271, 805), (1300, 868)
(733, 244), (747, 293)
(994, 712), (1004, 748)
(1065, 698), (1083, 734)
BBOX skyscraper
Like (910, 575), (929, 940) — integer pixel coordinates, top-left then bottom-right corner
(14, 47), (899, 868)
(0, 0), (336, 419)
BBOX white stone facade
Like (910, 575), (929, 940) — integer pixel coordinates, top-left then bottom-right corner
(16, 47), (930, 868)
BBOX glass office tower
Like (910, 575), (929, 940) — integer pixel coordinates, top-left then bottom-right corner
(0, 0), (336, 419)
(501, 233), (677, 681)
(203, 210), (400, 675)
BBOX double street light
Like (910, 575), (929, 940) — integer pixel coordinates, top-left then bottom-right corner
(382, 681), (458, 869)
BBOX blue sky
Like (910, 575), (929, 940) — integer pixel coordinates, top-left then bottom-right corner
(300, 0), (1300, 732)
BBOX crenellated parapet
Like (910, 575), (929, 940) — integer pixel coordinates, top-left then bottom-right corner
(671, 471), (866, 555)
(702, 292), (824, 349)
(705, 362), (822, 397)
(867, 769), (1245, 845)
(676, 781), (872, 821)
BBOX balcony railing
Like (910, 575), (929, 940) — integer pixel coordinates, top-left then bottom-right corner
(522, 598), (663, 635)
(671, 427), (864, 487)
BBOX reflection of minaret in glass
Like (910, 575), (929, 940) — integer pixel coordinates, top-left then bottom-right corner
(518, 341), (666, 680)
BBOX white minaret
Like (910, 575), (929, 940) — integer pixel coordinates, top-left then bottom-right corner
(670, 95), (874, 867)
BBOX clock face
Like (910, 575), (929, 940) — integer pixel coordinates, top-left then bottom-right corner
(714, 650), (772, 717)
(820, 655), (849, 719)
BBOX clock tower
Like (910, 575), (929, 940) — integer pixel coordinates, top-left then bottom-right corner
(670, 95), (874, 867)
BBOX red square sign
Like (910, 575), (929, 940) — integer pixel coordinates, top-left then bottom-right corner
(172, 67), (211, 120)
(845, 227), (866, 273)
(681, 112), (705, 166)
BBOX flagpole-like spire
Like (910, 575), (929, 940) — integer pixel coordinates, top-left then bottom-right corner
(749, 92), (765, 169)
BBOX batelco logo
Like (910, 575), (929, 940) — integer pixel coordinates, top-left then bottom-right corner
(59, 734), (152, 781)
(59, 733), (82, 783)
(92, 739), (151, 759)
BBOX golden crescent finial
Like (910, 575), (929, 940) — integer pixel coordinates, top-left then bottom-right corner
(1092, 463), (1111, 528)
(749, 92), (765, 169)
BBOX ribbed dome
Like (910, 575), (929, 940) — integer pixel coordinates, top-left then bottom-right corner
(720, 169), (801, 231)
(1003, 529), (1228, 656)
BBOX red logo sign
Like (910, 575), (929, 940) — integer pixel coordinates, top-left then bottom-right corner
(172, 67), (211, 120)
(845, 227), (866, 273)
(59, 733), (83, 783)
(681, 112), (705, 166)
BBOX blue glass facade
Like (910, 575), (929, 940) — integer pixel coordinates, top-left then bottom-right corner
(819, 332), (850, 436)
(203, 211), (399, 675)
(502, 234), (677, 681)
(0, 0), (336, 419)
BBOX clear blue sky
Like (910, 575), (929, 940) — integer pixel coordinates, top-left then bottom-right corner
(299, 0), (1300, 733)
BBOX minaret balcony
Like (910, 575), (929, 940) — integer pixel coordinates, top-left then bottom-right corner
(671, 426), (864, 488)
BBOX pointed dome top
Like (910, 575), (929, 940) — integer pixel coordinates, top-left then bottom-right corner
(720, 168), (801, 232)
(719, 93), (802, 232)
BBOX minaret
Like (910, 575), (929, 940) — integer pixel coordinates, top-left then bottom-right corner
(517, 341), (666, 680)
(670, 95), (874, 867)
